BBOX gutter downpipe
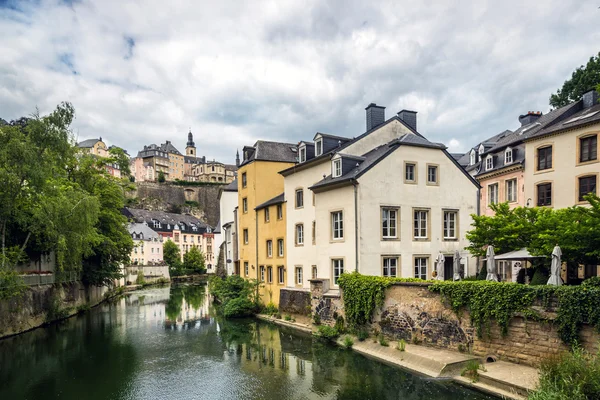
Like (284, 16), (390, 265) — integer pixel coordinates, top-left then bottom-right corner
(255, 209), (259, 304)
(353, 179), (359, 272)
(476, 187), (481, 274)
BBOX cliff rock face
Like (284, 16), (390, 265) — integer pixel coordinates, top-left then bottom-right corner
(126, 182), (225, 228)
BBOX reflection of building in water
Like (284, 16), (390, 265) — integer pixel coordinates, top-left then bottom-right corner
(164, 286), (212, 329)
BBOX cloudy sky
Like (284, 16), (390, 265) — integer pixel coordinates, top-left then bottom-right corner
(1, 0), (599, 163)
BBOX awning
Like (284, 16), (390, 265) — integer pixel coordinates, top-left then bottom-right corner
(494, 248), (543, 260)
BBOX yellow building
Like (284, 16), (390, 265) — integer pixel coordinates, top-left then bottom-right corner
(237, 140), (297, 306)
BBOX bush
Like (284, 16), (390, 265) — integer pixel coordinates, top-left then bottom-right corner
(342, 335), (354, 349)
(378, 334), (389, 347)
(262, 302), (278, 315)
(530, 266), (550, 286)
(136, 270), (146, 285)
(397, 339), (406, 351)
(461, 360), (485, 383)
(528, 349), (600, 400)
(223, 297), (256, 318)
(317, 325), (339, 340)
(313, 313), (321, 325)
(334, 315), (345, 334)
(476, 264), (487, 280)
(284, 314), (292, 321)
(356, 328), (369, 342)
(582, 276), (600, 287)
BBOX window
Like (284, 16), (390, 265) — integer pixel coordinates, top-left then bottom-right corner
(381, 208), (398, 238)
(488, 183), (499, 205)
(580, 135), (598, 163)
(242, 197), (248, 213)
(427, 165), (438, 184)
(414, 257), (428, 280)
(443, 210), (457, 240)
(383, 257), (398, 277)
(332, 259), (344, 285)
(243, 229), (249, 244)
(505, 148), (513, 164)
(315, 139), (323, 156)
(242, 172), (247, 188)
(537, 183), (552, 206)
(295, 224), (304, 245)
(331, 211), (343, 240)
(278, 239), (284, 257)
(312, 265), (317, 279)
(277, 204), (283, 219)
(278, 266), (284, 284)
(506, 179), (517, 202)
(312, 220), (316, 244)
(265, 208), (270, 222)
(485, 155), (493, 171)
(299, 146), (306, 163)
(244, 262), (249, 276)
(295, 189), (304, 208)
(260, 266), (265, 282)
(537, 146), (553, 170)
(295, 267), (303, 285)
(413, 210), (428, 239)
(332, 159), (342, 177)
(267, 266), (273, 283)
(470, 150), (476, 166)
(405, 163), (416, 182)
(579, 176), (597, 201)
(266, 240), (273, 257)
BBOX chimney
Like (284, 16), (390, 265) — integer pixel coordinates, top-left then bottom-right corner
(518, 111), (542, 126)
(397, 110), (418, 131)
(365, 103), (385, 131)
(583, 89), (599, 109)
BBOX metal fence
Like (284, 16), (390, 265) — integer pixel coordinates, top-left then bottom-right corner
(19, 271), (82, 286)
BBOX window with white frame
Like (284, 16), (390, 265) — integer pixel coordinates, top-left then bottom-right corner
(315, 139), (323, 156)
(243, 229), (249, 244)
(267, 240), (273, 257)
(244, 262), (249, 276)
(443, 210), (457, 240)
(242, 197), (248, 213)
(299, 146), (306, 162)
(485, 155), (493, 171)
(332, 259), (344, 285)
(381, 208), (397, 238)
(414, 257), (428, 280)
(295, 266), (303, 285)
(267, 266), (273, 283)
(488, 183), (499, 205)
(333, 159), (342, 177)
(470, 150), (476, 166)
(260, 266), (265, 281)
(312, 265), (317, 279)
(383, 257), (398, 277)
(413, 210), (428, 239)
(427, 165), (438, 184)
(278, 266), (284, 284)
(405, 163), (416, 182)
(277, 239), (284, 257)
(277, 204), (283, 219)
(295, 189), (304, 208)
(331, 211), (343, 240)
(264, 207), (270, 222)
(505, 148), (513, 164)
(506, 179), (517, 202)
(296, 224), (304, 245)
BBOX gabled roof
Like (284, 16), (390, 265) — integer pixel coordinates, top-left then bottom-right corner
(529, 101), (600, 139)
(255, 193), (285, 211)
(123, 208), (211, 231)
(223, 179), (238, 192)
(160, 141), (182, 155)
(77, 138), (102, 148)
(239, 140), (298, 167)
(313, 132), (352, 142)
(474, 144), (525, 178)
(128, 223), (161, 240)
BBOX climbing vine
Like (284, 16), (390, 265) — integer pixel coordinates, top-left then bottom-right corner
(337, 272), (429, 328)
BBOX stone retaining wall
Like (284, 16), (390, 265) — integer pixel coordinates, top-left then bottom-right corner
(279, 288), (311, 315)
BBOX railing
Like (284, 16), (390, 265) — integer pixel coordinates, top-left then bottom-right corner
(19, 271), (82, 286)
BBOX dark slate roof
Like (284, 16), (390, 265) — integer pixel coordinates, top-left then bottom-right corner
(313, 132), (352, 142)
(239, 140), (298, 167)
(255, 193), (285, 210)
(280, 114), (423, 177)
(128, 223), (161, 241)
(213, 218), (221, 234)
(474, 144), (526, 178)
(222, 178), (238, 192)
(123, 208), (211, 230)
(77, 138), (101, 148)
(160, 141), (182, 155)
(529, 101), (600, 139)
(309, 134), (448, 191)
(450, 153), (465, 161)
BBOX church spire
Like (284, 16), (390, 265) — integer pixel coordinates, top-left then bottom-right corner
(236, 149), (240, 167)
(186, 128), (195, 147)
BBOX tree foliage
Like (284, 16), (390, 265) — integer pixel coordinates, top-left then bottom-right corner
(163, 240), (182, 276)
(550, 52), (600, 108)
(208, 275), (259, 317)
(157, 171), (165, 183)
(183, 246), (206, 274)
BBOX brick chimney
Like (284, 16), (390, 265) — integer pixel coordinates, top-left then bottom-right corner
(583, 88), (599, 109)
(518, 111), (542, 126)
(365, 103), (385, 131)
(397, 110), (417, 132)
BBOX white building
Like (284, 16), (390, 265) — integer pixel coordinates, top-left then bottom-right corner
(217, 179), (238, 275)
(281, 104), (479, 289)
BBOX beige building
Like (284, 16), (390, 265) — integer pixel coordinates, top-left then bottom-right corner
(130, 157), (155, 182)
(524, 89), (599, 209)
(77, 137), (123, 178)
(137, 144), (170, 180)
(128, 223), (163, 265)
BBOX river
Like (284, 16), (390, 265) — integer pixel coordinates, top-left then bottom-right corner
(0, 284), (494, 400)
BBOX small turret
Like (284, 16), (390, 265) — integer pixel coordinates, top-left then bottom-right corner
(236, 150), (240, 167)
(186, 129), (196, 157)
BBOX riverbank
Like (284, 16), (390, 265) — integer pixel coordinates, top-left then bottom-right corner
(257, 313), (538, 400)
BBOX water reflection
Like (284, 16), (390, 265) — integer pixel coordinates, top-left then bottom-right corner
(0, 284), (494, 400)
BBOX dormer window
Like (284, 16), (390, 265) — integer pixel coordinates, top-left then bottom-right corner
(153, 220), (161, 228)
(167, 224), (171, 229)
(469, 150), (476, 166)
(505, 147), (513, 164)
(485, 155), (493, 171)
(299, 145), (306, 163)
(315, 139), (323, 156)
(332, 159), (342, 178)
(478, 144), (485, 160)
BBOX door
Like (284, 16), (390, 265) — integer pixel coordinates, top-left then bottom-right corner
(444, 256), (454, 281)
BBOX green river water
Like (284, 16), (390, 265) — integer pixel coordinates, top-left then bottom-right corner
(0, 284), (495, 400)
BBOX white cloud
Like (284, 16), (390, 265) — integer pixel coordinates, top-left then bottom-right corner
(1, 0), (599, 162)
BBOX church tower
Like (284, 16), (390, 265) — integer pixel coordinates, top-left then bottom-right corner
(186, 129), (196, 157)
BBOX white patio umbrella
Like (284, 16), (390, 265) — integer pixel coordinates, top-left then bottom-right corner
(547, 245), (563, 286)
(435, 252), (445, 281)
(453, 250), (462, 281)
(486, 245), (498, 282)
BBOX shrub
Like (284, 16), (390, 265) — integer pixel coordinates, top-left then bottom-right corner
(334, 315), (345, 334)
(461, 360), (485, 383)
(582, 276), (600, 287)
(476, 264), (487, 280)
(136, 270), (146, 285)
(209, 275), (259, 318)
(284, 314), (292, 321)
(263, 302), (278, 315)
(223, 297), (256, 318)
(397, 339), (406, 352)
(342, 335), (354, 349)
(411, 336), (422, 345)
(528, 349), (600, 400)
(317, 325), (339, 340)
(530, 266), (549, 286)
(313, 313), (321, 325)
(378, 334), (389, 347)
(356, 328), (369, 342)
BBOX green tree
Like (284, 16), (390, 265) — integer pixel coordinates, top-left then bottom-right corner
(163, 240), (181, 275)
(183, 246), (206, 274)
(550, 52), (600, 108)
(157, 171), (165, 183)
